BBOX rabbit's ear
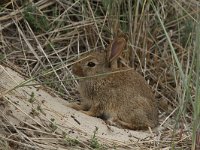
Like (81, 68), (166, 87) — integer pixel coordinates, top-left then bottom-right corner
(109, 34), (128, 62)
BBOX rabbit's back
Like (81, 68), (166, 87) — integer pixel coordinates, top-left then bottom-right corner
(79, 68), (154, 100)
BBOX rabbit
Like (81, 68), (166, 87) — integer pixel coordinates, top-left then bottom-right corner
(68, 34), (159, 130)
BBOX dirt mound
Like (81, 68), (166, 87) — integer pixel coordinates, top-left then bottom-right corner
(0, 65), (156, 149)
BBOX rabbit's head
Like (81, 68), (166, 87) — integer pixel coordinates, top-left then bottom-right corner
(72, 34), (128, 77)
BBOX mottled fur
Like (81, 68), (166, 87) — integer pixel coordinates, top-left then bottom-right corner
(68, 35), (158, 130)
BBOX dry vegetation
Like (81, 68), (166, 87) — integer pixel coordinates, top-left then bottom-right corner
(0, 0), (200, 149)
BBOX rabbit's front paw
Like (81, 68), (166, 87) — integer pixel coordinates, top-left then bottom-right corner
(67, 102), (83, 111)
(80, 110), (96, 117)
(105, 117), (122, 128)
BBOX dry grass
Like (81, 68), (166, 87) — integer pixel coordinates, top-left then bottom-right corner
(0, 0), (199, 149)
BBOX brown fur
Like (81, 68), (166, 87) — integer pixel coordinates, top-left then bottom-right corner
(68, 34), (158, 130)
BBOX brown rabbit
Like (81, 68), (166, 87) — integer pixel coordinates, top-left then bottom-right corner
(68, 34), (158, 130)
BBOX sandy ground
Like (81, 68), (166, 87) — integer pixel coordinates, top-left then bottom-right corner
(0, 64), (158, 148)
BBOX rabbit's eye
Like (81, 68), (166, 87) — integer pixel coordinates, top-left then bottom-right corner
(87, 62), (96, 67)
